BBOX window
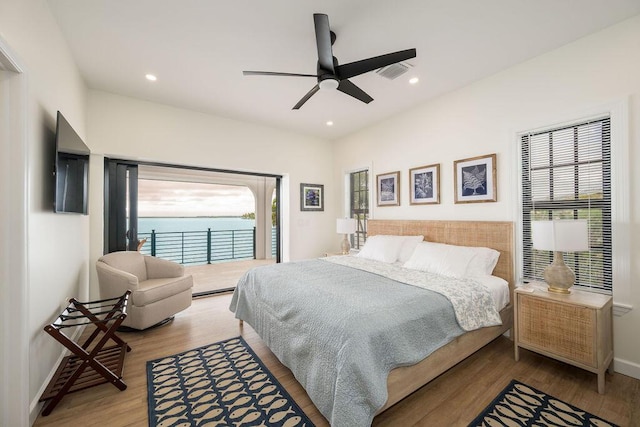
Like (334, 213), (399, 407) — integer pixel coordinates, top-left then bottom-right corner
(349, 169), (369, 249)
(521, 117), (612, 294)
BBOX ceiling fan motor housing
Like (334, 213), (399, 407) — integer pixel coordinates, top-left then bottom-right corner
(318, 58), (339, 90)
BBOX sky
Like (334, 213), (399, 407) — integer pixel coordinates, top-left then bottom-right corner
(137, 179), (255, 217)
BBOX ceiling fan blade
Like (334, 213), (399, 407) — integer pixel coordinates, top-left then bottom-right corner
(337, 80), (373, 104)
(335, 48), (416, 80)
(314, 14), (335, 73)
(293, 85), (320, 110)
(243, 71), (318, 78)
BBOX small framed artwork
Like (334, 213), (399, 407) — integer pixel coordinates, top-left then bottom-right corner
(376, 171), (400, 206)
(454, 153), (497, 203)
(409, 164), (440, 205)
(300, 183), (324, 211)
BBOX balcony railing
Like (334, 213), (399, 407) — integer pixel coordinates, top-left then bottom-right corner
(139, 227), (277, 265)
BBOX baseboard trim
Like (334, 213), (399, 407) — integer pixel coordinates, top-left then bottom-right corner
(613, 356), (640, 380)
(29, 325), (85, 424)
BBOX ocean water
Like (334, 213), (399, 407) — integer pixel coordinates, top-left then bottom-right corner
(138, 217), (255, 234)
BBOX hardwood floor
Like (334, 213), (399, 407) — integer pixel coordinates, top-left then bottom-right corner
(34, 294), (640, 427)
(185, 259), (275, 294)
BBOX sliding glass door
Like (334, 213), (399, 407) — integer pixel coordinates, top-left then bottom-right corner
(104, 160), (281, 296)
(104, 159), (138, 252)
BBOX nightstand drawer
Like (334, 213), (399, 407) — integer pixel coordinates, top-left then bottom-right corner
(518, 294), (596, 367)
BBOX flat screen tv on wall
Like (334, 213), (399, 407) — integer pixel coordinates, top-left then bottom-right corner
(54, 111), (90, 215)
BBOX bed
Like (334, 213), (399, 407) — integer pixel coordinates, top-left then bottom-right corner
(230, 219), (514, 426)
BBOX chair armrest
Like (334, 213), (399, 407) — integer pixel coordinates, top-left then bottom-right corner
(144, 256), (184, 279)
(96, 261), (140, 299)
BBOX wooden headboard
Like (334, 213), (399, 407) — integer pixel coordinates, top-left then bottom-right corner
(367, 219), (515, 293)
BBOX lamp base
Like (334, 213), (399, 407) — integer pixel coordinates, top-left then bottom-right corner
(340, 234), (351, 255)
(543, 251), (575, 294)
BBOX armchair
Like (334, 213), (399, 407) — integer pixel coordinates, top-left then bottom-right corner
(96, 251), (193, 330)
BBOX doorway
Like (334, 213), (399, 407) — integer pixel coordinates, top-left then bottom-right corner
(104, 161), (280, 296)
(0, 41), (29, 426)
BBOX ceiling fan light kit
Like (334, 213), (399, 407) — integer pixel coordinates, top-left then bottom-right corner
(243, 13), (416, 109)
(318, 78), (339, 91)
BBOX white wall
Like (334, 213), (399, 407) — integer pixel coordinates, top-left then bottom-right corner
(87, 91), (336, 298)
(0, 0), (88, 424)
(1, 1), (637, 424)
(333, 15), (640, 376)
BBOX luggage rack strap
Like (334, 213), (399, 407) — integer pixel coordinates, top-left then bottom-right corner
(51, 291), (131, 329)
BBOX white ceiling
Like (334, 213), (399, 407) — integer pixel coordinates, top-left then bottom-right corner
(47, 0), (640, 140)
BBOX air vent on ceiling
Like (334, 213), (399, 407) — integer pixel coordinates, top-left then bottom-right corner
(376, 62), (412, 80)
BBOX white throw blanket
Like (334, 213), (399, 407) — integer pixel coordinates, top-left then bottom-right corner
(323, 255), (502, 330)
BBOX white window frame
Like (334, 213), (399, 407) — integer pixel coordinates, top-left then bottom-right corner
(514, 99), (631, 316)
(343, 165), (372, 250)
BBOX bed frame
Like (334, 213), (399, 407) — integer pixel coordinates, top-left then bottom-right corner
(367, 219), (515, 413)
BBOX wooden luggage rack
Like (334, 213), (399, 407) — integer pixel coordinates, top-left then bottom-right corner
(39, 291), (132, 416)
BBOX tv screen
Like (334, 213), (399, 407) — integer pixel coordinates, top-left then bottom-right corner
(54, 111), (90, 214)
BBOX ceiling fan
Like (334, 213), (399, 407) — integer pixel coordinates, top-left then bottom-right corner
(243, 13), (417, 110)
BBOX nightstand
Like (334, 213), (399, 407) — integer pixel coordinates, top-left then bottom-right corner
(514, 282), (613, 394)
(324, 252), (346, 257)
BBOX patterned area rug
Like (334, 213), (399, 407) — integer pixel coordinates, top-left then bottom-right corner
(147, 336), (315, 427)
(468, 379), (618, 426)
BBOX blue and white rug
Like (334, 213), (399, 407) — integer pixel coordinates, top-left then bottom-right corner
(468, 379), (618, 426)
(147, 336), (315, 427)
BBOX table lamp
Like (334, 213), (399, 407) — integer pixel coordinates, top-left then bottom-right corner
(336, 218), (357, 255)
(531, 219), (589, 294)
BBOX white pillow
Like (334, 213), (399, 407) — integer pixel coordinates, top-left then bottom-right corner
(356, 235), (424, 263)
(356, 235), (406, 263)
(398, 235), (424, 263)
(403, 241), (475, 277)
(403, 241), (501, 277)
(465, 247), (501, 276)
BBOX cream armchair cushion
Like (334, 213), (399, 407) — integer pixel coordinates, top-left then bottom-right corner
(96, 251), (193, 330)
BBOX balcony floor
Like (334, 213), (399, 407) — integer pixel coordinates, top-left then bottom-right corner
(185, 258), (276, 294)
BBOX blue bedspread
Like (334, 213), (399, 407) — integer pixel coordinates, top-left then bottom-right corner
(229, 259), (466, 427)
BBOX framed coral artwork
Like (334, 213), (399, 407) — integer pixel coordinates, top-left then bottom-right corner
(300, 183), (324, 211)
(453, 154), (497, 203)
(376, 171), (400, 206)
(409, 164), (440, 205)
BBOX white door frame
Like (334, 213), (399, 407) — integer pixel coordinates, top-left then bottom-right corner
(0, 36), (30, 427)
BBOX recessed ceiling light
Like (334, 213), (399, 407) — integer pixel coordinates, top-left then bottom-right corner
(326, 121), (334, 126)
(409, 77), (419, 85)
(145, 74), (157, 82)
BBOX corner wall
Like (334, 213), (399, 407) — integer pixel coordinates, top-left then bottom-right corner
(0, 0), (89, 423)
(333, 15), (640, 376)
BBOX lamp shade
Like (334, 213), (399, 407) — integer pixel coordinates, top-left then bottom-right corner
(531, 219), (589, 252)
(336, 218), (357, 234)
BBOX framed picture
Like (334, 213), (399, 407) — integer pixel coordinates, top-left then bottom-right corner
(300, 183), (324, 211)
(409, 164), (440, 205)
(376, 171), (400, 206)
(454, 153), (497, 203)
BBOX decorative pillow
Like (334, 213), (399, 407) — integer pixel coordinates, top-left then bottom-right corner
(403, 241), (476, 278)
(356, 235), (406, 263)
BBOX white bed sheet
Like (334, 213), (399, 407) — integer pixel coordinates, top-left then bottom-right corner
(471, 275), (510, 311)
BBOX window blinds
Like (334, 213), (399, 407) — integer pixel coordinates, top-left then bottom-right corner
(521, 117), (612, 294)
